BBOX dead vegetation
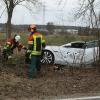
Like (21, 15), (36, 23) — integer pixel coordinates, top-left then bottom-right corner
(0, 58), (100, 99)
(0, 38), (100, 99)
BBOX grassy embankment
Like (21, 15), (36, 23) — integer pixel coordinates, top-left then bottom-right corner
(0, 32), (97, 46)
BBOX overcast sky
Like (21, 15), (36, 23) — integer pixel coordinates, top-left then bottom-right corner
(0, 0), (99, 26)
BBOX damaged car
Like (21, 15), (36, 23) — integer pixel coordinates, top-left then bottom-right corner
(41, 40), (99, 66)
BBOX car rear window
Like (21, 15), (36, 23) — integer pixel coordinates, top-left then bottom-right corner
(86, 40), (98, 48)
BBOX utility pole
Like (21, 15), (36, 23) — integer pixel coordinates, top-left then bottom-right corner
(42, 3), (46, 25)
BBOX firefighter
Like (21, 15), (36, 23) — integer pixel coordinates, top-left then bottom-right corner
(3, 34), (25, 59)
(27, 24), (46, 79)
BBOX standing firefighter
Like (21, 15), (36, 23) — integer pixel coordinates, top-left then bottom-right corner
(27, 24), (46, 79)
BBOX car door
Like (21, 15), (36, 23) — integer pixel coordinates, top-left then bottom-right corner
(84, 41), (98, 64)
(59, 46), (71, 65)
(60, 42), (85, 65)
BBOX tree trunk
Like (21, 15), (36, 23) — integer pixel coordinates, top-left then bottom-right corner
(6, 0), (14, 38)
(6, 15), (12, 38)
(98, 30), (100, 63)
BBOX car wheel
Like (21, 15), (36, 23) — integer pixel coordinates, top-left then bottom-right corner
(41, 50), (54, 64)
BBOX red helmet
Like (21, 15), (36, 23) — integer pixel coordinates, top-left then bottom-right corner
(30, 24), (36, 29)
(28, 24), (36, 32)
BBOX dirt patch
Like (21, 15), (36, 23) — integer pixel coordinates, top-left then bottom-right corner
(0, 63), (100, 99)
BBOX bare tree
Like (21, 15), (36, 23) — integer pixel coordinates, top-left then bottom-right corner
(76, 0), (100, 63)
(1, 0), (39, 38)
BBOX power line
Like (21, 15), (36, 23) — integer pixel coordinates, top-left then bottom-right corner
(0, 7), (6, 18)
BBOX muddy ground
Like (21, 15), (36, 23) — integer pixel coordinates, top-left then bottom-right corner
(0, 58), (100, 100)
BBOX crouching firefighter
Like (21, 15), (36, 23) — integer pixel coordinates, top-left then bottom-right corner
(3, 34), (25, 60)
(26, 24), (46, 79)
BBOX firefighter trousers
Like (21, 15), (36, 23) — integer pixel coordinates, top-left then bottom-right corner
(28, 55), (41, 79)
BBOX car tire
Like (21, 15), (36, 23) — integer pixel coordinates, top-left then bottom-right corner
(41, 50), (54, 64)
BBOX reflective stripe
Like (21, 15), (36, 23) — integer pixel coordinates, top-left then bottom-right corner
(6, 44), (10, 47)
(42, 40), (45, 43)
(33, 35), (36, 51)
(7, 42), (11, 45)
(28, 41), (33, 44)
(3, 46), (7, 49)
(31, 51), (41, 55)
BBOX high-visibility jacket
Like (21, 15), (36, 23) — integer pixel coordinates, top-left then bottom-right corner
(5, 38), (24, 51)
(28, 32), (46, 55)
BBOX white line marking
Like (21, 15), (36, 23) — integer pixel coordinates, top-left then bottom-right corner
(59, 96), (100, 100)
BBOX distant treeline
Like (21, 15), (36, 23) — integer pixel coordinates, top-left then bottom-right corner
(0, 23), (100, 36)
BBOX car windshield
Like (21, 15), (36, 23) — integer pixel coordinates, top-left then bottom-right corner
(62, 40), (98, 49)
(62, 41), (85, 48)
(71, 42), (85, 48)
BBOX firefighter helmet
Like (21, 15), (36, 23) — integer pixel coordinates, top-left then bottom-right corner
(15, 35), (21, 42)
(30, 24), (36, 29)
(28, 24), (36, 32)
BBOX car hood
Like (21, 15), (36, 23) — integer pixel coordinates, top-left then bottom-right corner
(45, 45), (60, 51)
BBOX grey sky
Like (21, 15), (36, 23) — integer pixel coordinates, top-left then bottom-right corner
(0, 0), (99, 26)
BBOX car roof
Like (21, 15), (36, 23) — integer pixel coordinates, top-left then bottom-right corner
(61, 40), (98, 47)
(65, 40), (98, 45)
